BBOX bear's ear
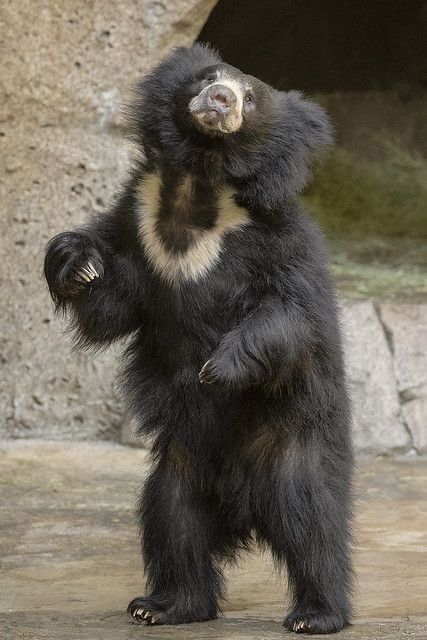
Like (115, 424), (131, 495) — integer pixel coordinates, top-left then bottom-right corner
(280, 90), (333, 153)
(142, 43), (221, 92)
(134, 44), (220, 109)
(238, 91), (333, 211)
(273, 90), (333, 195)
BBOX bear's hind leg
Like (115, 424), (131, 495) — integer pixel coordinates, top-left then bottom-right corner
(253, 443), (353, 634)
(128, 457), (223, 625)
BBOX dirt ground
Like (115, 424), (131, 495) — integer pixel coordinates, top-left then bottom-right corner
(0, 440), (426, 639)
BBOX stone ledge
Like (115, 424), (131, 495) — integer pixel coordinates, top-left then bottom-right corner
(342, 302), (410, 454)
(379, 304), (427, 452)
(0, 440), (426, 639)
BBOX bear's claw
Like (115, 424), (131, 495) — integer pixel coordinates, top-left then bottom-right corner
(130, 606), (162, 625)
(293, 620), (311, 632)
(128, 596), (168, 625)
(199, 359), (214, 384)
(86, 261), (100, 277)
(76, 262), (100, 284)
(284, 609), (347, 634)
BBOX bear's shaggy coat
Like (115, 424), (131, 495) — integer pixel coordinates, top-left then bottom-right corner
(44, 44), (353, 634)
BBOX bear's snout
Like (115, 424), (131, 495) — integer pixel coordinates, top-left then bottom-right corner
(189, 79), (244, 135)
(207, 84), (237, 111)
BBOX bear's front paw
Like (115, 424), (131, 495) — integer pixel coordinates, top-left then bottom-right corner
(44, 231), (104, 303)
(198, 359), (217, 385)
(198, 352), (240, 387)
(199, 339), (264, 387)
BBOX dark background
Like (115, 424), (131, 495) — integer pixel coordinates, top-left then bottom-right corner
(199, 0), (426, 91)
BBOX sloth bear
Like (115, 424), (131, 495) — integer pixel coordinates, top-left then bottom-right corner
(44, 44), (353, 634)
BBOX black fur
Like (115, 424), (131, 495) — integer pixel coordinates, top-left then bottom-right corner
(44, 44), (353, 633)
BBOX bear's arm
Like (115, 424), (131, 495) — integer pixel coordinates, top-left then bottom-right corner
(199, 295), (315, 389)
(44, 195), (146, 347)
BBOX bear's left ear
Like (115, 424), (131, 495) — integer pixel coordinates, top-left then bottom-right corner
(280, 90), (333, 152)
(237, 91), (333, 210)
(273, 90), (333, 195)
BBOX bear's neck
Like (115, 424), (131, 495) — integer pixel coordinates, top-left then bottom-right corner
(158, 169), (219, 251)
(140, 168), (248, 252)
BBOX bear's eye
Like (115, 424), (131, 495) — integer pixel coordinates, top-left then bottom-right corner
(206, 74), (217, 83)
(244, 94), (253, 103)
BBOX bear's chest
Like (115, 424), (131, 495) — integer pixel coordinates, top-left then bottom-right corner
(136, 172), (251, 286)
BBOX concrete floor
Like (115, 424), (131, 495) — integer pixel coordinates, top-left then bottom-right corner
(0, 441), (426, 640)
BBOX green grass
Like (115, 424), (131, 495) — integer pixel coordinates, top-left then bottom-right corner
(305, 136), (427, 240)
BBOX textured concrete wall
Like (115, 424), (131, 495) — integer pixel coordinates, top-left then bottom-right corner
(0, 0), (217, 440)
(1, 3), (425, 454)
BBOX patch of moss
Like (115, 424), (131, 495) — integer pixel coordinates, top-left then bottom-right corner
(304, 137), (427, 241)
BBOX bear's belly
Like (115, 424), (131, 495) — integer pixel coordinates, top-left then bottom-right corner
(121, 351), (234, 437)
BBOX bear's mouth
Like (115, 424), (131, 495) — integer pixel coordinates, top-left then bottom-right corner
(188, 81), (244, 135)
(191, 106), (226, 130)
(200, 108), (222, 126)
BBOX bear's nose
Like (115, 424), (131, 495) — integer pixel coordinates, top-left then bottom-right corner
(207, 85), (237, 110)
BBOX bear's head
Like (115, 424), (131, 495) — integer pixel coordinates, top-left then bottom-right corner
(185, 57), (275, 137)
(131, 44), (332, 210)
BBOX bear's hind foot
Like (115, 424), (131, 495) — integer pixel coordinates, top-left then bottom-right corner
(128, 595), (167, 624)
(283, 608), (348, 634)
(127, 595), (217, 626)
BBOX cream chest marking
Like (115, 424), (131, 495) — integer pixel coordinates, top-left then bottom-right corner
(136, 172), (250, 285)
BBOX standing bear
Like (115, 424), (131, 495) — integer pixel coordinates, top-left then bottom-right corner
(44, 44), (353, 634)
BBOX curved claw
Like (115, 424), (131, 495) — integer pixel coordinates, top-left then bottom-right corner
(86, 261), (100, 278)
(199, 359), (214, 384)
(293, 620), (311, 633)
(77, 271), (92, 283)
(80, 267), (95, 280)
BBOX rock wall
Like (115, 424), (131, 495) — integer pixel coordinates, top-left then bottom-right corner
(0, 0), (217, 440)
